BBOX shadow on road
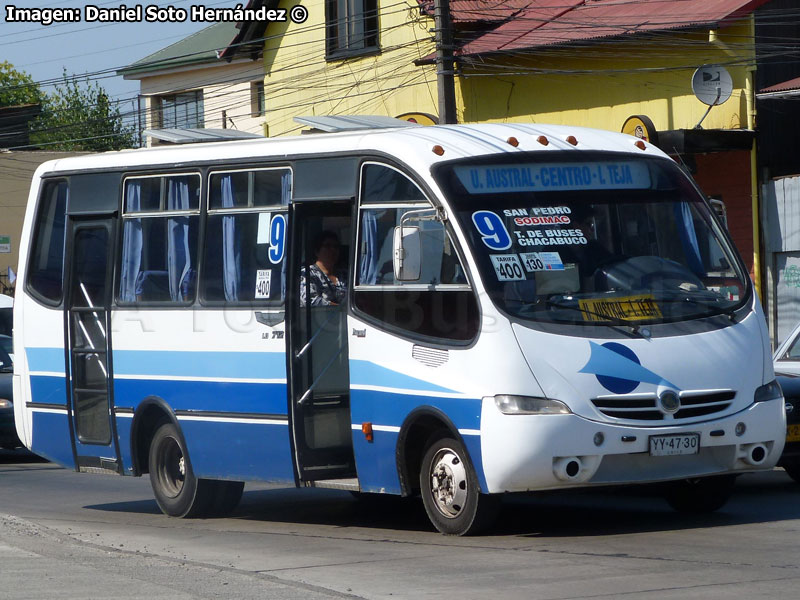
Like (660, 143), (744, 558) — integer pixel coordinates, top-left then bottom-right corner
(84, 469), (800, 538)
(0, 448), (49, 465)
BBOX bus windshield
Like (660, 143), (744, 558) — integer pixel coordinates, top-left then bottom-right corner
(434, 153), (749, 326)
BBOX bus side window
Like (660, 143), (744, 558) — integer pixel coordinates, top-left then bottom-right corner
(202, 168), (291, 304)
(354, 164), (477, 342)
(357, 208), (465, 286)
(27, 180), (69, 304)
(119, 175), (201, 304)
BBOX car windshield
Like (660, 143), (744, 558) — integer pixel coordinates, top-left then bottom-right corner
(434, 152), (749, 326)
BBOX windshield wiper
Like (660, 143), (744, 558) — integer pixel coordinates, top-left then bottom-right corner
(654, 294), (740, 322)
(545, 298), (645, 337)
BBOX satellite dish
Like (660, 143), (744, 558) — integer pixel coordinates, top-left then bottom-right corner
(692, 65), (733, 106)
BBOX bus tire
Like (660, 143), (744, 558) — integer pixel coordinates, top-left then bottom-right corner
(148, 421), (213, 518)
(783, 462), (800, 484)
(664, 475), (736, 513)
(420, 437), (499, 535)
(209, 481), (244, 516)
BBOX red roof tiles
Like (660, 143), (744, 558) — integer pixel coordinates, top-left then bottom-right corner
(760, 76), (800, 94)
(426, 0), (770, 56)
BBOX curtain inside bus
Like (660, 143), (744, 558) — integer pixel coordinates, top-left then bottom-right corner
(221, 175), (241, 302)
(167, 178), (192, 300)
(119, 180), (142, 303)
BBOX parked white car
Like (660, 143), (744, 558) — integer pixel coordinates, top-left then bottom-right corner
(773, 323), (800, 481)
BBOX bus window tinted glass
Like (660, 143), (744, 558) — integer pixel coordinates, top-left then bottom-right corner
(209, 169), (290, 209)
(203, 212), (288, 303)
(119, 175), (200, 303)
(28, 180), (68, 303)
(203, 170), (290, 304)
(71, 228), (108, 308)
(253, 169), (289, 206)
(358, 207), (466, 286)
(126, 177), (161, 212)
(361, 163), (426, 204)
(354, 164), (477, 341)
(436, 155), (749, 326)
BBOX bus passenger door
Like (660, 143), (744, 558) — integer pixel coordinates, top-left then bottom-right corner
(287, 201), (356, 483)
(64, 218), (121, 473)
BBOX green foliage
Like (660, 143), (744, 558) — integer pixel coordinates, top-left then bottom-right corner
(0, 61), (43, 107)
(32, 71), (136, 151)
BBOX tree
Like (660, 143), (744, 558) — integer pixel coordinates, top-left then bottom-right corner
(31, 71), (136, 151)
(0, 61), (43, 107)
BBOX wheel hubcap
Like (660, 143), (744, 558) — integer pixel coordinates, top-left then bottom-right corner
(429, 448), (468, 519)
(158, 436), (185, 499)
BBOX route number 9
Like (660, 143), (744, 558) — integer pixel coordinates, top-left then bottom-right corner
(472, 210), (512, 250)
(268, 214), (287, 264)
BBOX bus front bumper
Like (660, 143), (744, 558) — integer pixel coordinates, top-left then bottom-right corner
(479, 397), (786, 493)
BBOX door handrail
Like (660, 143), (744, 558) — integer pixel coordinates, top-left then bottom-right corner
(295, 308), (341, 359)
(297, 344), (346, 405)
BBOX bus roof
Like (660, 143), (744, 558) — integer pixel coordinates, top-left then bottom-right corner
(34, 123), (666, 176)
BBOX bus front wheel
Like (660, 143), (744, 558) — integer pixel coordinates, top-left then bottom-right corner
(148, 421), (214, 517)
(420, 437), (499, 535)
(782, 461), (800, 484)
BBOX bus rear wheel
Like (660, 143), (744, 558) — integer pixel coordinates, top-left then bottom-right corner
(420, 437), (499, 535)
(148, 421), (213, 517)
(664, 475), (736, 513)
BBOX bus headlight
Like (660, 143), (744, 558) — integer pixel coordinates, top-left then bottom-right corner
(754, 380), (783, 403)
(494, 395), (571, 415)
(0, 399), (11, 409)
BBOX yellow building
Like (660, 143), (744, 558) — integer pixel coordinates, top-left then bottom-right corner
(221, 0), (440, 137)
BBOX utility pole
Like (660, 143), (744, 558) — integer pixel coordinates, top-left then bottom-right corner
(433, 0), (457, 124)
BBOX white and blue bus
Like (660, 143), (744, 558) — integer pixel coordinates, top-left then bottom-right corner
(12, 122), (785, 535)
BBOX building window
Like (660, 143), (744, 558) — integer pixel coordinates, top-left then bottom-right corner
(156, 91), (204, 129)
(325, 0), (379, 58)
(251, 81), (265, 117)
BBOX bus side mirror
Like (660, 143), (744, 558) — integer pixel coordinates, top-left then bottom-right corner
(393, 226), (421, 281)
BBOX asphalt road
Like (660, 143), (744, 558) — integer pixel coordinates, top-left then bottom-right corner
(2, 448), (800, 599)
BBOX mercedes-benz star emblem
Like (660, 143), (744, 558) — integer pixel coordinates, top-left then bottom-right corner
(659, 390), (680, 413)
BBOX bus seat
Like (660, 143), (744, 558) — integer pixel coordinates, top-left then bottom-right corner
(136, 270), (170, 302)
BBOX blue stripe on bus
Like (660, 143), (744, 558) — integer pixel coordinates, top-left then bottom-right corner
(179, 419), (295, 483)
(350, 389), (480, 430)
(350, 360), (458, 394)
(26, 347), (66, 373)
(28, 403), (296, 482)
(113, 350), (287, 380)
(30, 411), (75, 468)
(116, 416), (135, 475)
(114, 379), (288, 415)
(350, 389), (487, 494)
(26, 347), (288, 381)
(30, 375), (68, 406)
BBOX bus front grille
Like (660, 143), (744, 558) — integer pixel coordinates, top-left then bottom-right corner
(591, 390), (736, 421)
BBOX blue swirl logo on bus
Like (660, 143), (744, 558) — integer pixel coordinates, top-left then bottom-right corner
(579, 342), (678, 394)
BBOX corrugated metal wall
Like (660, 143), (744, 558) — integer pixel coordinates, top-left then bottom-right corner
(762, 175), (800, 346)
